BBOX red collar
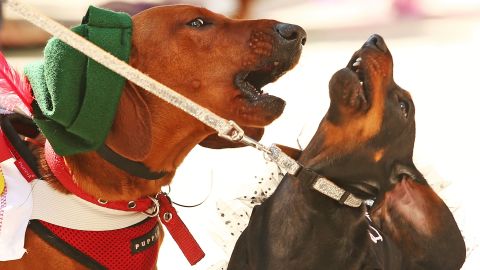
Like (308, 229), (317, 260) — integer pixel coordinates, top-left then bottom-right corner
(43, 140), (205, 265)
(44, 140), (155, 212)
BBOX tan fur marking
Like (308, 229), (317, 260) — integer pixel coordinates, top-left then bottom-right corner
(373, 149), (384, 162)
(323, 83), (386, 155)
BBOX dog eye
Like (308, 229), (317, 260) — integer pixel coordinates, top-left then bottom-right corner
(399, 100), (409, 118)
(187, 18), (206, 28)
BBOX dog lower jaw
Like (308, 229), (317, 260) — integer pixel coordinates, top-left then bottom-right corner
(235, 71), (270, 99)
(234, 96), (285, 127)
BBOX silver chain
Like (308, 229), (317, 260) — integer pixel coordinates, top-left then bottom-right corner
(5, 0), (300, 175)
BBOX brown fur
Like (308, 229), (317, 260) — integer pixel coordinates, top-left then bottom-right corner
(370, 176), (466, 269)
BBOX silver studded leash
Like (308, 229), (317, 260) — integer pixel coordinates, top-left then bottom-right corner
(5, 0), (362, 208)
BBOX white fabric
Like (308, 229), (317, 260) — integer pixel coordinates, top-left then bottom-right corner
(30, 179), (150, 231)
(0, 158), (33, 261)
(208, 161), (284, 270)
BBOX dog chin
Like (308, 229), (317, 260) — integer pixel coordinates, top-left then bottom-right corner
(238, 95), (285, 126)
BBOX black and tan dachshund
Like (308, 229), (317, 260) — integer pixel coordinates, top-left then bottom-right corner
(227, 34), (465, 270)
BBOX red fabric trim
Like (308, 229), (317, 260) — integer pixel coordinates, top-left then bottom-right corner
(44, 140), (154, 212)
(0, 130), (13, 162)
(0, 130), (36, 181)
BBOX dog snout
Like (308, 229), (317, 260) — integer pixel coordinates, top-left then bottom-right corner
(275, 23), (307, 46)
(365, 34), (388, 53)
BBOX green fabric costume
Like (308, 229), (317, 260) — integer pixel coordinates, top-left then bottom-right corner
(24, 6), (132, 156)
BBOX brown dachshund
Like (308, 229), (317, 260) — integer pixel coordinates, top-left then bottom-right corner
(1, 5), (306, 270)
(227, 34), (465, 269)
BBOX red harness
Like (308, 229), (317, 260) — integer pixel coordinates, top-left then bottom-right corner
(41, 141), (205, 268)
(1, 124), (205, 269)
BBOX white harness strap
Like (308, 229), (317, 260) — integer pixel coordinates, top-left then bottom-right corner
(30, 180), (150, 231)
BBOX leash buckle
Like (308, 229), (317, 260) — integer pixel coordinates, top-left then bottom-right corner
(218, 120), (244, 142)
(268, 145), (300, 175)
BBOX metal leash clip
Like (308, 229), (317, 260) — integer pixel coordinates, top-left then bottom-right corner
(267, 144), (300, 175)
(217, 122), (300, 175)
(218, 120), (244, 142)
(143, 196), (161, 217)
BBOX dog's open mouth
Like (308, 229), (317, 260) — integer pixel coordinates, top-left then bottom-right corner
(234, 64), (285, 101)
(345, 53), (371, 109)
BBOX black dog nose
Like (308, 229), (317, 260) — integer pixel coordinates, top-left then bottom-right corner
(366, 34), (388, 53)
(275, 23), (307, 45)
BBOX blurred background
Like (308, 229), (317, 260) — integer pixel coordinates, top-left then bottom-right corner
(2, 0), (480, 269)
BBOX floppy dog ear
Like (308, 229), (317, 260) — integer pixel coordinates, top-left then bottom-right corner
(105, 82), (152, 161)
(199, 127), (265, 149)
(371, 174), (466, 269)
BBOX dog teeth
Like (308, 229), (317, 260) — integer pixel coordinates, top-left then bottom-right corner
(353, 57), (362, 67)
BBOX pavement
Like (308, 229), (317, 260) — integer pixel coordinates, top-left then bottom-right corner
(2, 0), (480, 269)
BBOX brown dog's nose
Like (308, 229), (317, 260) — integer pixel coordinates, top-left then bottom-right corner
(365, 34), (388, 53)
(275, 23), (307, 45)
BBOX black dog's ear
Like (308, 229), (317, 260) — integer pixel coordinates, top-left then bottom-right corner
(389, 162), (427, 185)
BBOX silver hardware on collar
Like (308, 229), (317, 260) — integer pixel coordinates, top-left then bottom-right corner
(98, 198), (108, 204)
(365, 199), (375, 207)
(128, 201), (136, 209)
(312, 177), (363, 208)
(161, 185), (171, 195)
(369, 226), (384, 243)
(268, 144), (300, 175)
(163, 212), (173, 222)
(365, 213), (383, 243)
(143, 196), (160, 217)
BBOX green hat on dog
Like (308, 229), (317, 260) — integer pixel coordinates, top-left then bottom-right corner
(24, 6), (132, 156)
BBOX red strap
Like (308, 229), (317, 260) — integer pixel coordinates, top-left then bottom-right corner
(0, 130), (12, 162)
(44, 140), (153, 212)
(158, 194), (205, 265)
(0, 130), (37, 181)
